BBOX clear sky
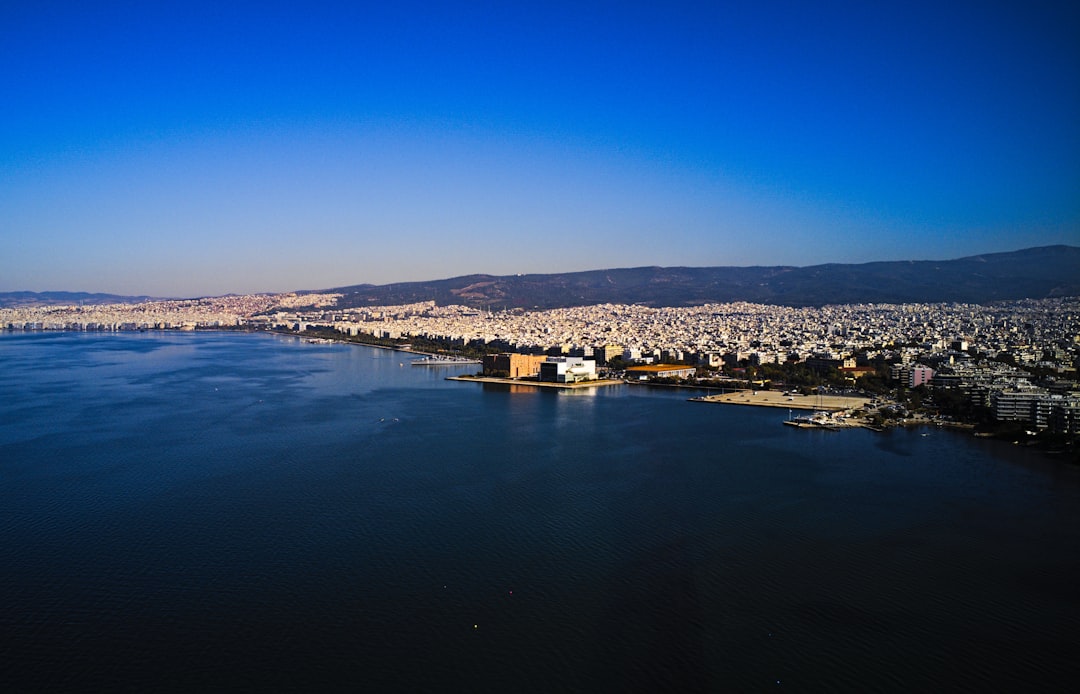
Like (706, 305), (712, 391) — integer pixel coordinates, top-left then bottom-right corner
(2, 0), (1078, 297)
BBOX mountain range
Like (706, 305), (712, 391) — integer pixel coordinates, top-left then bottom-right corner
(324, 245), (1080, 309)
(0, 291), (160, 308)
(3, 246), (1078, 310)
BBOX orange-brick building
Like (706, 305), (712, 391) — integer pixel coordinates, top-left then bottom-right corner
(482, 353), (547, 378)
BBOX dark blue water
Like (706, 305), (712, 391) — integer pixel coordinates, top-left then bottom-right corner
(2, 332), (1079, 692)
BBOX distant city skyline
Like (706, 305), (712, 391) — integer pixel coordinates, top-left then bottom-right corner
(3, 1), (1078, 297)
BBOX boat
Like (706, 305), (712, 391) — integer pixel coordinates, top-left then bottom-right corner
(784, 410), (841, 430)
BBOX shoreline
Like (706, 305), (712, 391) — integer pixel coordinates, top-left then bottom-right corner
(690, 390), (871, 412)
(4, 330), (1070, 458)
(447, 375), (624, 390)
(270, 328), (448, 358)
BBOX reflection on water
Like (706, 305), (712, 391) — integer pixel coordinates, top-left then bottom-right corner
(479, 381), (609, 396)
(1, 331), (1078, 692)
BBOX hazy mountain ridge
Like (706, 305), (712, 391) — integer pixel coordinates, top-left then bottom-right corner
(3, 246), (1077, 310)
(0, 291), (160, 308)
(325, 245), (1080, 309)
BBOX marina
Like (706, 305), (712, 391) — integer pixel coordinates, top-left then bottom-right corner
(783, 413), (841, 430)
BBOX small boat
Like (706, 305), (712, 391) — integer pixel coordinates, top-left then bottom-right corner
(784, 410), (840, 430)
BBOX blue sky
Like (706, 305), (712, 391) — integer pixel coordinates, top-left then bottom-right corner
(2, 0), (1078, 296)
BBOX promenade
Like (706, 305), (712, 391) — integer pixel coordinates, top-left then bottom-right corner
(692, 390), (870, 411)
(448, 375), (624, 390)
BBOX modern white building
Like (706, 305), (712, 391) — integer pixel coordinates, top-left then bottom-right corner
(539, 356), (597, 383)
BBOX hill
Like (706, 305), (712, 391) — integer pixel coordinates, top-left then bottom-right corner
(323, 245), (1080, 309)
(4, 246), (1076, 310)
(0, 291), (160, 308)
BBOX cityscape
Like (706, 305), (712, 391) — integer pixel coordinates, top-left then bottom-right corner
(4, 2), (1079, 690)
(5, 285), (1078, 444)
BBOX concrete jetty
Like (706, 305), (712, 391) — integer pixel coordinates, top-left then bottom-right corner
(690, 390), (870, 412)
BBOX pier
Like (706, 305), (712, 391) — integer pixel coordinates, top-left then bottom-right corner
(689, 390), (870, 411)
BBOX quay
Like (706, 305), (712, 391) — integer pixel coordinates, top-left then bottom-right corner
(447, 375), (624, 390)
(690, 390), (870, 411)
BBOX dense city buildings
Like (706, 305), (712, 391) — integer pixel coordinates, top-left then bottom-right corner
(0, 295), (282, 331)
(4, 293), (1079, 434)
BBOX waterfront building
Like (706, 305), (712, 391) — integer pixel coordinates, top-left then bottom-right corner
(625, 364), (697, 380)
(538, 356), (597, 383)
(1049, 399), (1080, 434)
(482, 353), (547, 378)
(991, 385), (1048, 423)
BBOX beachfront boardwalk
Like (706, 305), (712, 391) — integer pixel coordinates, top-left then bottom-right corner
(691, 390), (870, 411)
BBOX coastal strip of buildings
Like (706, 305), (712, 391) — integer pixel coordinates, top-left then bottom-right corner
(4, 294), (1079, 433)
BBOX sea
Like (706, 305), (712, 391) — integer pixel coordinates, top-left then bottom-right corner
(2, 331), (1079, 692)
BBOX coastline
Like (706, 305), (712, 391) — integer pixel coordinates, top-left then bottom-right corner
(447, 375), (624, 390)
(270, 328), (449, 359)
(690, 390), (871, 411)
(2, 329), (1069, 458)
